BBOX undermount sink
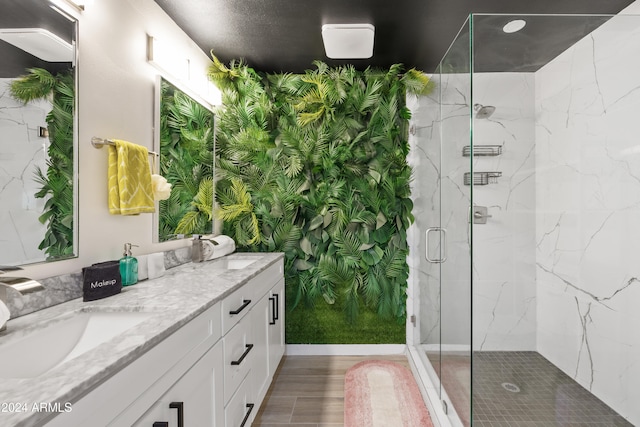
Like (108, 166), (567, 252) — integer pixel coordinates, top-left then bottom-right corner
(211, 258), (256, 270)
(0, 310), (152, 379)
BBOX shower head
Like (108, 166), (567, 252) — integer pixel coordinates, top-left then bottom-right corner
(474, 103), (496, 119)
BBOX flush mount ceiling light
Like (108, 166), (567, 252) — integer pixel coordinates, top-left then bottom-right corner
(503, 19), (526, 33)
(0, 28), (73, 62)
(321, 24), (375, 59)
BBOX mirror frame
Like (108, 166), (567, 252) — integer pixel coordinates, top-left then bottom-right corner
(152, 74), (216, 243)
(0, 4), (79, 266)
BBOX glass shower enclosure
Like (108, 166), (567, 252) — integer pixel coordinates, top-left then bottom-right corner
(407, 11), (640, 427)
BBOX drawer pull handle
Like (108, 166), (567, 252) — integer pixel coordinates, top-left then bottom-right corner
(239, 403), (255, 427)
(274, 293), (279, 320)
(229, 299), (251, 315)
(231, 344), (254, 365)
(169, 402), (184, 427)
(153, 423), (168, 427)
(269, 296), (276, 325)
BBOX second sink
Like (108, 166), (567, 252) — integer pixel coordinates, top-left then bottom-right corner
(210, 258), (256, 270)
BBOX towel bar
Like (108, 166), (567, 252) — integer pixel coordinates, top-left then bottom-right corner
(91, 137), (158, 157)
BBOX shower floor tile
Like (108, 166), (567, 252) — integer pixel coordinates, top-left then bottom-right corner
(427, 351), (632, 427)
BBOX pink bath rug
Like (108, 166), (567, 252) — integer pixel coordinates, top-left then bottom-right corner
(344, 360), (434, 427)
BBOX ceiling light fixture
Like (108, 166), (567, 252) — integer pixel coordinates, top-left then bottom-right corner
(503, 19), (526, 33)
(321, 24), (375, 59)
(0, 28), (73, 62)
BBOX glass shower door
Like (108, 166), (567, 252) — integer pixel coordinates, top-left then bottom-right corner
(422, 17), (473, 427)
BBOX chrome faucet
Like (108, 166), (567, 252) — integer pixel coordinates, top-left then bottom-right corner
(0, 266), (45, 332)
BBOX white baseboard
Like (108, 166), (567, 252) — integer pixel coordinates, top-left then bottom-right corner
(285, 344), (406, 356)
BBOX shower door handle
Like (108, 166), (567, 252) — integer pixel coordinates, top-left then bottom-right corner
(425, 227), (447, 263)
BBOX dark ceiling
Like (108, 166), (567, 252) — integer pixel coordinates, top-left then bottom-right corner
(154, 0), (633, 74)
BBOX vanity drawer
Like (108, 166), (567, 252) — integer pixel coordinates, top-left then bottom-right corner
(220, 260), (283, 334)
(225, 376), (255, 427)
(221, 287), (255, 335)
(223, 316), (253, 404)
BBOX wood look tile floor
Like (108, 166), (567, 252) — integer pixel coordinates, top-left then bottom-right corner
(252, 355), (411, 427)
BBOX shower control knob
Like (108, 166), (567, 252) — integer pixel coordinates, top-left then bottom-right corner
(472, 206), (492, 224)
(474, 211), (492, 218)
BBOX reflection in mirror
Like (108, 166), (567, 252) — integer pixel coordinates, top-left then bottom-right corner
(0, 0), (77, 265)
(154, 77), (215, 242)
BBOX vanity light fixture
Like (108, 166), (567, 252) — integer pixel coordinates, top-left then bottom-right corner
(50, 0), (92, 12)
(503, 19), (526, 33)
(322, 24), (375, 59)
(147, 35), (221, 106)
(147, 35), (190, 82)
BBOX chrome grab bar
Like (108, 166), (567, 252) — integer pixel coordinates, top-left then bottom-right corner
(425, 227), (447, 263)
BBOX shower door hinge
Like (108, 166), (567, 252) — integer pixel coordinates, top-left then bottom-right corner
(410, 315), (416, 326)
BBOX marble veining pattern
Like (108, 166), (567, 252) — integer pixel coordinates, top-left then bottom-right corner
(535, 8), (640, 424)
(163, 245), (192, 269)
(0, 252), (283, 427)
(3, 246), (194, 319)
(0, 79), (51, 265)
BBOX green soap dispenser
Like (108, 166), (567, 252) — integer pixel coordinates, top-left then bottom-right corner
(119, 243), (139, 286)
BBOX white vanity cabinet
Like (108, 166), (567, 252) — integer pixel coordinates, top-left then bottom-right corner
(252, 279), (285, 405)
(132, 341), (225, 427)
(221, 262), (285, 426)
(267, 280), (285, 376)
(43, 257), (284, 427)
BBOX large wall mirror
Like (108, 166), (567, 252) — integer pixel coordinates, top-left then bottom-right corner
(0, 0), (77, 266)
(153, 76), (216, 242)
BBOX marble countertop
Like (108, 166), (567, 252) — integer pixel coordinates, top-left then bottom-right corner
(0, 252), (283, 427)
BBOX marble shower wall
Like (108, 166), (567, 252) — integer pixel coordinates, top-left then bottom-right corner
(471, 73), (537, 351)
(0, 79), (50, 265)
(534, 12), (640, 424)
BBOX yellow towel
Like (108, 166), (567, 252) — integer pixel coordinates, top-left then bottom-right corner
(108, 139), (155, 215)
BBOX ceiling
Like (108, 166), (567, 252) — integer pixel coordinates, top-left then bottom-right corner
(154, 0), (634, 74)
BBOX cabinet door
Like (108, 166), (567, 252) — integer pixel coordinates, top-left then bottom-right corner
(133, 341), (224, 427)
(225, 376), (256, 427)
(268, 279), (285, 375)
(251, 293), (271, 405)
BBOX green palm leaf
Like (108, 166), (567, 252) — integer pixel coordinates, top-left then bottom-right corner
(210, 55), (419, 326)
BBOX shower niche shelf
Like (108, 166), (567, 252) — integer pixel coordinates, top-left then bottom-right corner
(464, 171), (502, 186)
(462, 145), (502, 157)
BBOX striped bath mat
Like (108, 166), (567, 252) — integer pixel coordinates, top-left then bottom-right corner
(344, 360), (434, 427)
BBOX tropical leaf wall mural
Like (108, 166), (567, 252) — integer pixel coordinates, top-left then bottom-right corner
(209, 56), (432, 343)
(158, 79), (215, 241)
(11, 68), (75, 260)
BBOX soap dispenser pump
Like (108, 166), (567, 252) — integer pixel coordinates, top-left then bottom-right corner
(119, 243), (138, 286)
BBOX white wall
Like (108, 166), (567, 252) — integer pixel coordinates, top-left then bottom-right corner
(19, 0), (213, 280)
(535, 4), (640, 424)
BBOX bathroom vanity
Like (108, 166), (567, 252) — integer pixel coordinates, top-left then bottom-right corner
(0, 253), (284, 427)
